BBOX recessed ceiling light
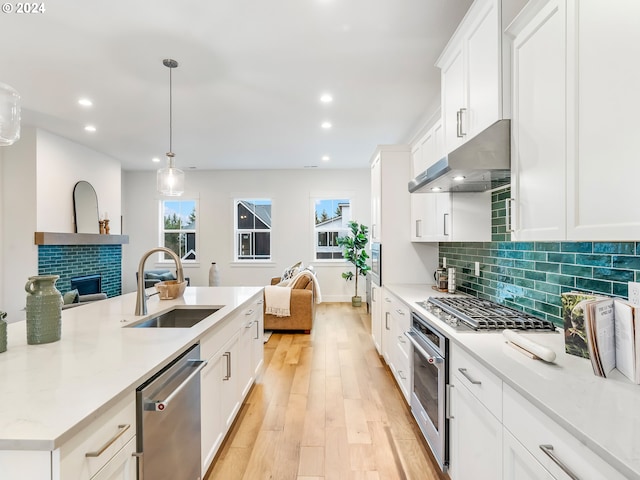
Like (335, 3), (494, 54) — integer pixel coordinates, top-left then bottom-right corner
(78, 98), (93, 107)
(453, 175), (466, 181)
(321, 121), (332, 129)
(320, 93), (333, 103)
(431, 186), (442, 192)
(322, 155), (330, 162)
(152, 157), (161, 163)
(84, 125), (96, 132)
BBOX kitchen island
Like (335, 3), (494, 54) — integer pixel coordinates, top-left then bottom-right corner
(0, 286), (263, 479)
(387, 283), (640, 480)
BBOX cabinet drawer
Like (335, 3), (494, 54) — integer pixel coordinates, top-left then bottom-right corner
(450, 345), (502, 420)
(59, 393), (136, 480)
(503, 384), (627, 480)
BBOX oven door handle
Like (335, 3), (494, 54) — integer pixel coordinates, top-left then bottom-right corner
(404, 331), (444, 364)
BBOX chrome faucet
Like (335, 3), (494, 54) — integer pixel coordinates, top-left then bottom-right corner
(135, 247), (185, 315)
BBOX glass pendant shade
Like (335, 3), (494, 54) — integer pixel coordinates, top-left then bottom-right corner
(157, 155), (185, 196)
(0, 82), (21, 146)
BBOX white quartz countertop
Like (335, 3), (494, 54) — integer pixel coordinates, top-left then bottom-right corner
(386, 283), (640, 480)
(0, 286), (262, 451)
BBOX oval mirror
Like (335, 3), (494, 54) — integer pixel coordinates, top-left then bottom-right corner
(73, 181), (99, 234)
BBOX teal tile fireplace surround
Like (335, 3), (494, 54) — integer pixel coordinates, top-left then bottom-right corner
(439, 188), (640, 327)
(38, 245), (122, 298)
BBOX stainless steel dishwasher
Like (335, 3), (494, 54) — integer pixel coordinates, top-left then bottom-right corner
(135, 343), (207, 480)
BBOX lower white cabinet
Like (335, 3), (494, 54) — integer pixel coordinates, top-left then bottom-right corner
(58, 393), (137, 480)
(504, 429), (554, 480)
(382, 290), (412, 403)
(503, 384), (627, 480)
(370, 284), (383, 354)
(448, 365), (502, 480)
(200, 293), (264, 475)
(90, 436), (137, 480)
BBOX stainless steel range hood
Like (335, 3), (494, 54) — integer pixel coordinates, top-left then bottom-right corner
(408, 119), (511, 193)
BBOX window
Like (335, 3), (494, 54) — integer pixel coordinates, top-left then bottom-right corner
(235, 199), (272, 261)
(161, 199), (197, 262)
(314, 198), (351, 260)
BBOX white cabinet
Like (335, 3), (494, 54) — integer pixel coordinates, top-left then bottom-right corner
(448, 345), (503, 480)
(382, 290), (411, 403)
(370, 283), (382, 354)
(449, 375), (502, 480)
(503, 384), (627, 480)
(413, 192), (491, 242)
(200, 293), (263, 475)
(509, 0), (640, 240)
(509, 0), (568, 240)
(437, 0), (524, 154)
(503, 429), (554, 480)
(58, 393), (136, 480)
(90, 436), (137, 480)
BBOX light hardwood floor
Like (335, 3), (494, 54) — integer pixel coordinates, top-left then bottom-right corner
(206, 302), (446, 480)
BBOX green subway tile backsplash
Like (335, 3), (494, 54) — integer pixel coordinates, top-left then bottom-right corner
(441, 187), (640, 327)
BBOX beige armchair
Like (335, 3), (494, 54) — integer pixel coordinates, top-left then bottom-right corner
(263, 274), (314, 333)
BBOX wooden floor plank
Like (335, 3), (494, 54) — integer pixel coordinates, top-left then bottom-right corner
(206, 303), (445, 480)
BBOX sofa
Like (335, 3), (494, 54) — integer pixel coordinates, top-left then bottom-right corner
(263, 273), (315, 333)
(136, 270), (191, 289)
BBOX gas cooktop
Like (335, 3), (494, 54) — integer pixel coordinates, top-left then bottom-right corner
(417, 297), (557, 332)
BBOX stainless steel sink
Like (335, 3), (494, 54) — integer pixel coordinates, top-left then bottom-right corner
(126, 307), (220, 328)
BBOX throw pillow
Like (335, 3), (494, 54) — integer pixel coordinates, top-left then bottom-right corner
(63, 289), (79, 305)
(145, 272), (162, 280)
(159, 271), (176, 281)
(282, 261), (303, 281)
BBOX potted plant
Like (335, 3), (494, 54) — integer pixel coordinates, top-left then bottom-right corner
(337, 221), (371, 307)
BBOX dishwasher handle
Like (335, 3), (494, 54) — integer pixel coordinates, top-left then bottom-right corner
(146, 359), (207, 412)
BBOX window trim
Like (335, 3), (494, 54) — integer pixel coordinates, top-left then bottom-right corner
(158, 197), (199, 264)
(234, 198), (273, 262)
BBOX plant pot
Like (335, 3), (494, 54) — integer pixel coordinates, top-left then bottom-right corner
(351, 296), (362, 307)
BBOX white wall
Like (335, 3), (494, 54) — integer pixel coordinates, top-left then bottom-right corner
(1, 128), (38, 322)
(122, 169), (371, 302)
(36, 129), (121, 234)
(0, 128), (122, 322)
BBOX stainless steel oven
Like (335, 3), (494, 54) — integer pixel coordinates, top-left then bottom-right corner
(405, 312), (449, 471)
(370, 242), (381, 286)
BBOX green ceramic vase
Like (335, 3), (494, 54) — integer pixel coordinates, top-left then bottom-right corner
(25, 275), (62, 345)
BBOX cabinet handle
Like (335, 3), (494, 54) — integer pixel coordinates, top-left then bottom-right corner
(395, 309), (405, 316)
(539, 445), (580, 480)
(456, 109), (463, 138)
(508, 198), (516, 233)
(459, 108), (467, 137)
(372, 287), (377, 302)
(384, 297), (392, 303)
(245, 321), (253, 329)
(416, 219), (422, 238)
(443, 213), (449, 236)
(457, 367), (481, 385)
(398, 370), (406, 380)
(446, 384), (454, 419)
(255, 320), (260, 340)
(398, 335), (406, 344)
(245, 309), (254, 315)
(385, 312), (390, 330)
(223, 352), (231, 381)
(85, 424), (131, 457)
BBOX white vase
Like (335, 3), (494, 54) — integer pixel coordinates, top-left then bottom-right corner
(208, 262), (220, 286)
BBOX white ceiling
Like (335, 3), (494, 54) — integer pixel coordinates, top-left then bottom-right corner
(3, 0), (472, 171)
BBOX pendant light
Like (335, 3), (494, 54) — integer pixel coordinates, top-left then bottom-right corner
(0, 82), (21, 146)
(157, 58), (185, 196)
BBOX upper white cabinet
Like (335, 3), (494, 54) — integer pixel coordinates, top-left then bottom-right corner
(437, 0), (525, 154)
(509, 0), (640, 240)
(509, 0), (567, 240)
(370, 153), (382, 243)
